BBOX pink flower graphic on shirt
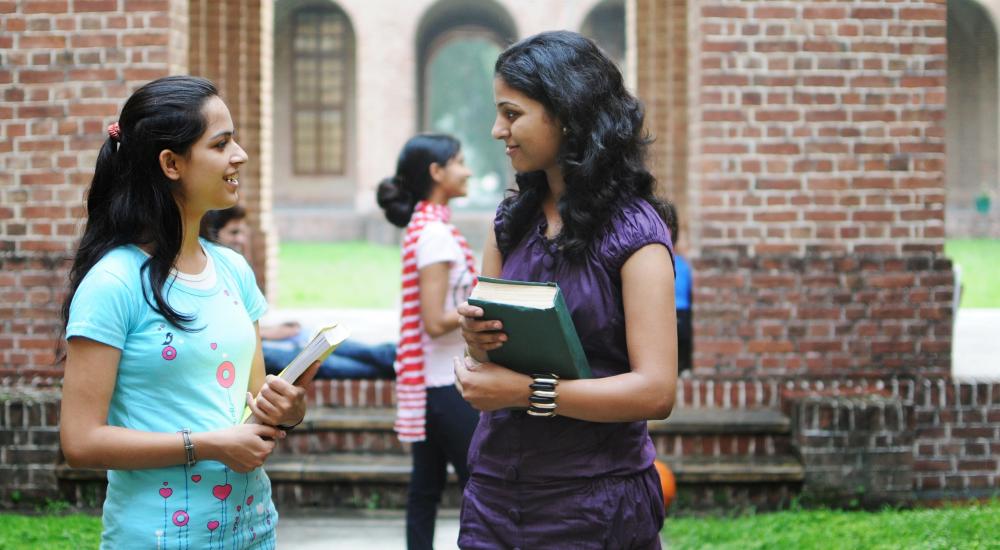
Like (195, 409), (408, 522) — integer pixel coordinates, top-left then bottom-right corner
(216, 361), (235, 388)
(172, 509), (189, 527)
(161, 332), (177, 361)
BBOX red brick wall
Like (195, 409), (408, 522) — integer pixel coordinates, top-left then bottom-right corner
(695, 1), (946, 256)
(694, 255), (953, 376)
(0, 0), (185, 378)
(636, 1), (954, 376)
(0, 1), (270, 379)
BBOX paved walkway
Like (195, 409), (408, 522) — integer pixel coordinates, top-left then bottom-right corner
(265, 309), (439, 549)
(952, 308), (1000, 381)
(262, 308), (399, 345)
(275, 510), (459, 550)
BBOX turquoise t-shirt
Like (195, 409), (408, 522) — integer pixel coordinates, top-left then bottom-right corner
(66, 241), (277, 550)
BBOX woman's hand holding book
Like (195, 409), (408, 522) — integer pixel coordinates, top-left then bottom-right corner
(457, 301), (506, 362)
(453, 355), (531, 412)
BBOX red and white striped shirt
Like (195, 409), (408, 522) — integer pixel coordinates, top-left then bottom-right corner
(393, 201), (478, 442)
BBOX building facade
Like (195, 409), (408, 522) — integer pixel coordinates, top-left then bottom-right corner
(269, 0), (625, 243)
(1, 0), (997, 508)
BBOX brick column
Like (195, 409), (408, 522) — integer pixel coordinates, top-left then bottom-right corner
(0, 0), (188, 379)
(788, 391), (915, 507)
(913, 380), (1000, 498)
(635, 0), (690, 234)
(0, 390), (62, 505)
(188, 0), (275, 300)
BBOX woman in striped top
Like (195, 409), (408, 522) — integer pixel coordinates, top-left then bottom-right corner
(376, 134), (481, 550)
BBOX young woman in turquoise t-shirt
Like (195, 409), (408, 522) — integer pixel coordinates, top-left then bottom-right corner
(60, 76), (318, 549)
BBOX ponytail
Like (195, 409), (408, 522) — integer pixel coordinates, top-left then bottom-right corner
(61, 76), (218, 337)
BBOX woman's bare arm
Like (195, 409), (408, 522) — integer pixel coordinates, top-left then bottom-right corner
(419, 261), (460, 337)
(60, 337), (283, 472)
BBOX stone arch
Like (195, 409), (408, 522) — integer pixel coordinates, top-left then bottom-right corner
(415, 0), (518, 210)
(580, 0), (627, 79)
(947, 0), (1000, 236)
(273, 0), (358, 238)
(416, 0), (517, 128)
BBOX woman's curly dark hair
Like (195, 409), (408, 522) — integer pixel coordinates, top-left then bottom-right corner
(494, 30), (676, 261)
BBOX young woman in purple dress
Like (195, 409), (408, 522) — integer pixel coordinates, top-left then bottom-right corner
(453, 31), (680, 549)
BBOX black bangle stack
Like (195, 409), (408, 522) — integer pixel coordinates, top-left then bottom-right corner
(527, 374), (559, 417)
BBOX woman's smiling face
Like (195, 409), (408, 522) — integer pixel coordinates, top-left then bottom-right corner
(491, 77), (563, 174)
(171, 96), (248, 214)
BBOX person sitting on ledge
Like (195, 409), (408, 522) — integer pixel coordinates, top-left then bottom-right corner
(201, 206), (396, 380)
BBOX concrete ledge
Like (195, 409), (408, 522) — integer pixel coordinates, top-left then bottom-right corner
(298, 406), (791, 435)
(266, 454), (803, 485)
(56, 453), (803, 485)
(668, 456), (804, 483)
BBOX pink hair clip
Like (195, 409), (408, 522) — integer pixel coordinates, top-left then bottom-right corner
(107, 122), (121, 142)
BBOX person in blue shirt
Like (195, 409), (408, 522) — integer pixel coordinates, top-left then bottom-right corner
(59, 76), (318, 549)
(200, 206), (397, 380)
(673, 228), (693, 372)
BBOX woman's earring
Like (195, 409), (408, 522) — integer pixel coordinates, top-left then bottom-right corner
(562, 126), (569, 136)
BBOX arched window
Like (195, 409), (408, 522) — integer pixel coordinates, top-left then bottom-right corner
(947, 0), (998, 217)
(424, 30), (507, 209)
(417, 1), (517, 210)
(581, 0), (627, 80)
(292, 8), (350, 175)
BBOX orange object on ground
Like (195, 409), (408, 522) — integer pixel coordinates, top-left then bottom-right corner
(653, 459), (676, 510)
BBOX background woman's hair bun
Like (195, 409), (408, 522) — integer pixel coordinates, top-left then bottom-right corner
(376, 175), (416, 228)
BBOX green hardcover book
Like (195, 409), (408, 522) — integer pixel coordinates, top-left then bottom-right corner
(467, 276), (592, 379)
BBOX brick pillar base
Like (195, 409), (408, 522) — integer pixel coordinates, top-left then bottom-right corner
(788, 390), (915, 508)
(0, 390), (62, 508)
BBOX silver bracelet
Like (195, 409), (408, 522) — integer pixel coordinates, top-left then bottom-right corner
(178, 428), (196, 467)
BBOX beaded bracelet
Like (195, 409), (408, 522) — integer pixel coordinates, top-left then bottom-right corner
(527, 374), (559, 417)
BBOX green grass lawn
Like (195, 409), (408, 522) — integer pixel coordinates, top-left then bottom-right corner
(946, 239), (1000, 309)
(661, 500), (1000, 549)
(277, 241), (401, 309)
(3, 500), (997, 549)
(0, 513), (102, 549)
(276, 239), (1000, 310)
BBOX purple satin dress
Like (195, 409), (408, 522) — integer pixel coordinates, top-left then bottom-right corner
(458, 199), (674, 550)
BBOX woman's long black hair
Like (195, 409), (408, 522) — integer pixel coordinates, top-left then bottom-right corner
(493, 30), (677, 261)
(376, 133), (461, 228)
(61, 75), (219, 333)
